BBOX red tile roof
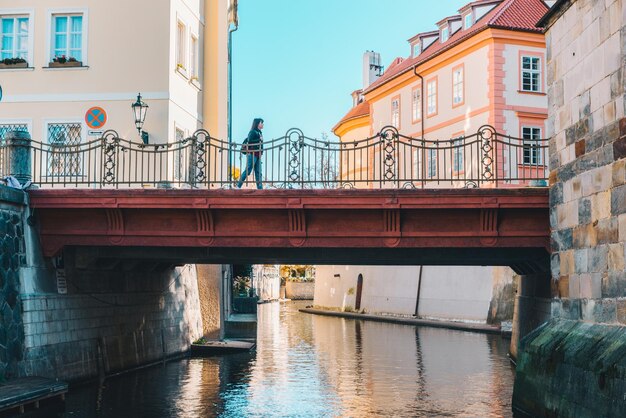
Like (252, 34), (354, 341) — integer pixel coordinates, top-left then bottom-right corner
(363, 0), (548, 95)
(333, 100), (370, 133)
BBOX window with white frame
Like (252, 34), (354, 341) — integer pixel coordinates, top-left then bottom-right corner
(521, 56), (541, 92)
(427, 148), (437, 178)
(412, 148), (420, 179)
(522, 126), (542, 165)
(1, 16), (29, 62)
(176, 21), (186, 71)
(46, 122), (83, 177)
(413, 43), (421, 57)
(190, 35), (199, 79)
(427, 79), (437, 116)
(51, 14), (84, 62)
(441, 27), (449, 42)
(391, 98), (400, 128)
(453, 136), (464, 173)
(412, 87), (421, 121)
(464, 14), (472, 29)
(453, 67), (464, 105)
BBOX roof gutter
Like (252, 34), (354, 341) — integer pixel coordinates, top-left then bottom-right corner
(536, 0), (571, 28)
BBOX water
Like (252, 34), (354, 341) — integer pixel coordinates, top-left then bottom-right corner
(63, 301), (516, 417)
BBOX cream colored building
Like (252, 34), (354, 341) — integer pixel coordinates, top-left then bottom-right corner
(0, 0), (229, 149)
(0, 0), (233, 341)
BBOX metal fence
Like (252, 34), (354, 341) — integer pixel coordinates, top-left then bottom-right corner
(0, 125), (549, 189)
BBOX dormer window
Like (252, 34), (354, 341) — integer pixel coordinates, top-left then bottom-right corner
(413, 43), (421, 57)
(464, 14), (472, 29)
(441, 27), (449, 43)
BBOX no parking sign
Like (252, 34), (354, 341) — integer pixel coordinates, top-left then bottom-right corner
(85, 106), (107, 129)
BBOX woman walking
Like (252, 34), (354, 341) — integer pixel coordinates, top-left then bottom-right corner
(237, 118), (264, 189)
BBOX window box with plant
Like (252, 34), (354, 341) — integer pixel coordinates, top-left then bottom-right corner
(49, 55), (82, 68)
(0, 57), (28, 69)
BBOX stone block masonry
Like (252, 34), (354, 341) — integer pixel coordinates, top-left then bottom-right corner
(0, 186), (27, 380)
(20, 276), (202, 381)
(19, 250), (204, 381)
(546, 0), (626, 322)
(0, 184), (207, 382)
(513, 319), (626, 417)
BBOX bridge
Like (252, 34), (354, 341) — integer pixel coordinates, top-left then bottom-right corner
(28, 188), (549, 274)
(1, 126), (551, 273)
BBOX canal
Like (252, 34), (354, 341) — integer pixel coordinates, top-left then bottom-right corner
(63, 301), (515, 417)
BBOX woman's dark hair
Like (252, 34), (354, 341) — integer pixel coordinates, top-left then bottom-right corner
(251, 118), (264, 130)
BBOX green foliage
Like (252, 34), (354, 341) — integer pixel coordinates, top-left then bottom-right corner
(193, 336), (208, 345)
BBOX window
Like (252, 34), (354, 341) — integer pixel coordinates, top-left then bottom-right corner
(522, 127), (542, 165)
(46, 122), (83, 177)
(52, 14), (83, 62)
(391, 97), (400, 128)
(453, 136), (464, 173)
(521, 56), (541, 92)
(176, 21), (186, 71)
(412, 86), (421, 121)
(190, 35), (199, 80)
(1, 16), (29, 62)
(464, 14), (472, 29)
(427, 148), (437, 178)
(427, 79), (437, 116)
(453, 66), (464, 106)
(441, 27), (449, 42)
(413, 43), (421, 57)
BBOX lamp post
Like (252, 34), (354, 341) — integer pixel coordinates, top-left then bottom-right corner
(131, 93), (149, 144)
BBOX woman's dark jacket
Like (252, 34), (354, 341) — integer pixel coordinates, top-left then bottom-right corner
(243, 129), (263, 156)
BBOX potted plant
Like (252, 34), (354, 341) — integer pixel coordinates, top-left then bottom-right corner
(49, 55), (83, 68)
(0, 57), (28, 69)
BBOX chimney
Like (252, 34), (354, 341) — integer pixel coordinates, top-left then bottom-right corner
(363, 51), (382, 89)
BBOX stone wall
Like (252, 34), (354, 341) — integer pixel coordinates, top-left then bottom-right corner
(196, 264), (224, 339)
(19, 248), (204, 381)
(513, 318), (626, 416)
(546, 0), (626, 321)
(0, 186), (27, 380)
(0, 184), (208, 382)
(285, 281), (314, 300)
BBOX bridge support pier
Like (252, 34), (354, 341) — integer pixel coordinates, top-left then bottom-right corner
(509, 273), (551, 361)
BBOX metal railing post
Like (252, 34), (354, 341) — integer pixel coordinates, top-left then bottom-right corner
(6, 130), (32, 186)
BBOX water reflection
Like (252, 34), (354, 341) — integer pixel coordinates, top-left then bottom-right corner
(64, 301), (514, 417)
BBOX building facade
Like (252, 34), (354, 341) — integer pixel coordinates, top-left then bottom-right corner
(0, 0), (228, 149)
(541, 0), (625, 321)
(316, 0), (551, 324)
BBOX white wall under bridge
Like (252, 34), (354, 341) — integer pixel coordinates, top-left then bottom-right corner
(314, 265), (515, 324)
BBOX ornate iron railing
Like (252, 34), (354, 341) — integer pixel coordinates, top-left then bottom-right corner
(0, 125), (549, 189)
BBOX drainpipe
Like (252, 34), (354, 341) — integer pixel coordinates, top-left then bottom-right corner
(413, 65), (425, 311)
(412, 65), (425, 141)
(414, 265), (424, 317)
(227, 16), (238, 182)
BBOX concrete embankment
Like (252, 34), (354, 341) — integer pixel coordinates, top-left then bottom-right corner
(513, 318), (626, 417)
(300, 308), (505, 335)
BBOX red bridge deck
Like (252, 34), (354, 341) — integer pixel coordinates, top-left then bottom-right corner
(29, 188), (550, 274)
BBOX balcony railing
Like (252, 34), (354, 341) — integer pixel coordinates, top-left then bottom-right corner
(0, 125), (548, 189)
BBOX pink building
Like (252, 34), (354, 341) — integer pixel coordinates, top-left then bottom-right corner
(315, 0), (553, 326)
(334, 0), (550, 188)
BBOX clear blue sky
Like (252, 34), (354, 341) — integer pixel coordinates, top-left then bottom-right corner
(232, 0), (469, 143)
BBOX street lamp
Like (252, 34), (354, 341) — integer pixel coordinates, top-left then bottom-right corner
(131, 93), (149, 144)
